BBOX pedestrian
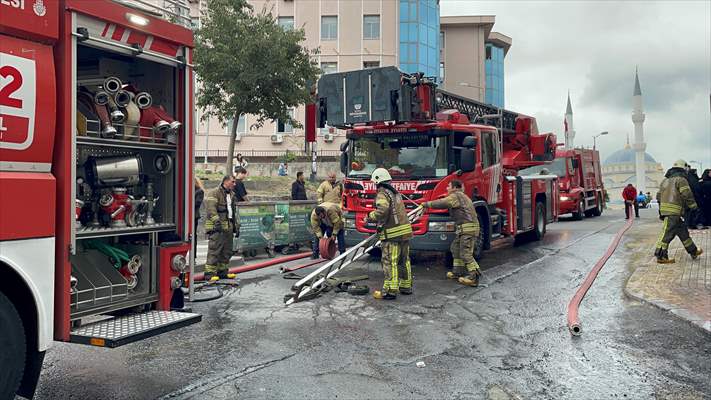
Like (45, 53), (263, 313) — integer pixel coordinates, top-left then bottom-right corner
(310, 202), (346, 258)
(654, 159), (703, 264)
(194, 176), (205, 254)
(686, 168), (702, 229)
(622, 183), (639, 219)
(278, 162), (288, 176)
(317, 171), (343, 205)
(291, 171), (308, 200)
(365, 168), (413, 299)
(700, 169), (711, 227)
(421, 179), (482, 286)
(636, 191), (647, 208)
(233, 153), (248, 173)
(204, 175), (239, 281)
(233, 167), (249, 202)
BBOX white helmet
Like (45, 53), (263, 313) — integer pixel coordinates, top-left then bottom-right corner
(371, 168), (392, 184)
(673, 159), (687, 169)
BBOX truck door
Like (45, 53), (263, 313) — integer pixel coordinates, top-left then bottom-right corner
(479, 130), (501, 204)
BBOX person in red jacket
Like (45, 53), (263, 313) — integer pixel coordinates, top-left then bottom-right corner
(622, 183), (639, 219)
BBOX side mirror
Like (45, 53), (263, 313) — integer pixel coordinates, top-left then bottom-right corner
(460, 149), (475, 172)
(462, 136), (477, 148)
(340, 141), (348, 152)
(340, 152), (348, 174)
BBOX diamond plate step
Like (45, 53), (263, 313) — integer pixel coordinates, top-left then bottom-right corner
(70, 310), (201, 348)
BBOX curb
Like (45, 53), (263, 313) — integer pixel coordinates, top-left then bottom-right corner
(623, 275), (711, 335)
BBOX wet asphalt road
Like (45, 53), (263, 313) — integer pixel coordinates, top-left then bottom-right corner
(33, 209), (711, 400)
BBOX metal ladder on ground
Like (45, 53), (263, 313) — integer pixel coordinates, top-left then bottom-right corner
(284, 207), (424, 305)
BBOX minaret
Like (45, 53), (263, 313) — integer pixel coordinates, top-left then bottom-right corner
(632, 68), (646, 193)
(564, 91), (576, 149)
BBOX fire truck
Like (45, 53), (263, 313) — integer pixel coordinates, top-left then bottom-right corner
(521, 148), (605, 220)
(316, 67), (559, 262)
(0, 1), (200, 397)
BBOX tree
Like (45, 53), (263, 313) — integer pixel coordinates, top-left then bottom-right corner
(194, 0), (320, 174)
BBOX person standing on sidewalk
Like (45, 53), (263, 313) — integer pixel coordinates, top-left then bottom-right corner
(654, 159), (703, 264)
(622, 183), (639, 219)
(366, 168), (413, 300)
(233, 167), (249, 202)
(317, 171), (343, 206)
(204, 176), (238, 281)
(421, 179), (482, 287)
(291, 171), (308, 200)
(194, 177), (205, 254)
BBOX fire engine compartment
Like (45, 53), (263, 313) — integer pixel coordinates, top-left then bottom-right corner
(70, 43), (185, 318)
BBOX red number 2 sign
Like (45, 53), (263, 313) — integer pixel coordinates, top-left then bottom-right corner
(0, 51), (36, 151)
(0, 66), (24, 109)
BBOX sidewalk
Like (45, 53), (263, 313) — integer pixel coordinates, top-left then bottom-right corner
(625, 228), (710, 333)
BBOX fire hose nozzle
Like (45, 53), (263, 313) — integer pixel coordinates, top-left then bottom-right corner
(135, 92), (152, 109)
(70, 275), (78, 290)
(94, 91), (110, 106)
(115, 90), (133, 107)
(153, 120), (171, 135)
(103, 76), (123, 94)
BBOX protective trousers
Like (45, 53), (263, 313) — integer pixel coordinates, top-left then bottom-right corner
(655, 216), (697, 258)
(206, 223), (234, 274)
(451, 233), (480, 275)
(380, 240), (412, 294)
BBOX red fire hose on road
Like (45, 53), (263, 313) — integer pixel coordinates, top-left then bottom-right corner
(567, 218), (634, 336)
(193, 251), (312, 282)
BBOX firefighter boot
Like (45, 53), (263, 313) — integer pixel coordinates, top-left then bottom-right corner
(458, 270), (482, 287)
(373, 290), (397, 300)
(691, 248), (703, 260)
(399, 287), (413, 295)
(446, 271), (464, 280)
(656, 249), (675, 264)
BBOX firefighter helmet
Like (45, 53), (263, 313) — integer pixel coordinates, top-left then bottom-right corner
(371, 168), (392, 184)
(673, 159), (688, 169)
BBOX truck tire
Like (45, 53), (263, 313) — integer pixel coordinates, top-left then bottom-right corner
(0, 292), (26, 400)
(473, 212), (485, 261)
(573, 198), (585, 221)
(592, 196), (603, 217)
(532, 201), (547, 241)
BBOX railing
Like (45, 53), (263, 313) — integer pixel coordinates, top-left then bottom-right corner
(194, 149), (342, 158)
(113, 0), (192, 29)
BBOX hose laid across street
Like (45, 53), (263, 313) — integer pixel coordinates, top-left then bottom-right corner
(193, 252), (312, 281)
(567, 217), (634, 336)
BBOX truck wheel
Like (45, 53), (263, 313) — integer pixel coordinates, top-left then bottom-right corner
(532, 201), (546, 241)
(0, 292), (26, 400)
(474, 212), (485, 261)
(592, 197), (602, 217)
(573, 198), (585, 221)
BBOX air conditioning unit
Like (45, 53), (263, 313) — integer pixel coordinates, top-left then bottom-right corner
(235, 134), (241, 142)
(271, 134), (284, 144)
(324, 133), (334, 142)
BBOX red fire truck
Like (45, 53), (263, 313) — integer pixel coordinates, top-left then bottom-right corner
(316, 67), (559, 261)
(521, 148), (605, 220)
(0, 1), (199, 397)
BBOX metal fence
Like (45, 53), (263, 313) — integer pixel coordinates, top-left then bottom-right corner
(195, 149), (341, 158)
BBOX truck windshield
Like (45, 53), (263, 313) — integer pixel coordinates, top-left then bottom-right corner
(519, 158), (567, 177)
(348, 134), (449, 179)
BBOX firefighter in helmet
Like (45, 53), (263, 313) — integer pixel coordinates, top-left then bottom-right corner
(204, 175), (239, 281)
(655, 159), (703, 263)
(365, 168), (413, 299)
(421, 179), (482, 286)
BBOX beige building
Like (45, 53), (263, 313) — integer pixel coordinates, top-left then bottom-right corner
(439, 16), (511, 103)
(188, 1), (511, 164)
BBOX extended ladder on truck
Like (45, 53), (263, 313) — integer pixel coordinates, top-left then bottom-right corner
(285, 208), (424, 305)
(435, 89), (520, 134)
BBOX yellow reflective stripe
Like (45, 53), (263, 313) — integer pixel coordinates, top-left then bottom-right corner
(453, 259), (464, 267)
(656, 218), (668, 248)
(465, 262), (480, 272)
(683, 238), (694, 247)
(375, 198), (389, 207)
(386, 224), (412, 234)
(679, 186), (691, 193)
(660, 203), (682, 211)
(391, 244), (399, 286)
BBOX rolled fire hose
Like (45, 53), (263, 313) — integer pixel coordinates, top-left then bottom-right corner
(91, 100), (117, 138)
(138, 106), (171, 142)
(151, 105), (182, 144)
(76, 111), (88, 136)
(77, 91), (100, 136)
(106, 95), (125, 125)
(117, 90), (141, 139)
(319, 237), (338, 260)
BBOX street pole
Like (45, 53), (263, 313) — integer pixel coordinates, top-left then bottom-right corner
(593, 131), (608, 150)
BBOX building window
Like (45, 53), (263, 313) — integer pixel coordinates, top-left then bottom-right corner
(363, 15), (380, 39)
(485, 46), (492, 60)
(321, 16), (338, 40)
(440, 31), (444, 48)
(227, 114), (246, 134)
(277, 109), (294, 134)
(363, 61), (380, 69)
(439, 62), (444, 82)
(278, 16), (294, 30)
(191, 17), (200, 30)
(321, 62), (338, 75)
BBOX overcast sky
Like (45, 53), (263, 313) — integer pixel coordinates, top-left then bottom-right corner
(441, 0), (711, 172)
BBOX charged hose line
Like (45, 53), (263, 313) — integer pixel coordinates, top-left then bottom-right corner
(567, 218), (634, 336)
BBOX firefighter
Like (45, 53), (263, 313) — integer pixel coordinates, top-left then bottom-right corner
(204, 175), (239, 280)
(310, 202), (346, 258)
(421, 179), (482, 286)
(317, 171), (343, 205)
(654, 159), (703, 263)
(365, 168), (413, 299)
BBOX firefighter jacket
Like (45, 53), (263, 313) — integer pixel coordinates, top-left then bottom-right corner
(317, 180), (343, 205)
(205, 185), (238, 232)
(658, 168), (698, 216)
(367, 185), (413, 241)
(310, 202), (344, 238)
(423, 189), (479, 235)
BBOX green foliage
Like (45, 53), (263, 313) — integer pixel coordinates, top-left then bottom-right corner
(194, 0), (320, 173)
(280, 150), (298, 164)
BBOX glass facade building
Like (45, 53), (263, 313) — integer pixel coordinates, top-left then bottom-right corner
(399, 0), (440, 81)
(485, 43), (505, 107)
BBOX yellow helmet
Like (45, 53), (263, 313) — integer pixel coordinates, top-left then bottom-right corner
(371, 168), (392, 184)
(673, 159), (687, 169)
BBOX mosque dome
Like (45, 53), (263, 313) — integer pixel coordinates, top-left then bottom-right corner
(604, 146), (657, 165)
